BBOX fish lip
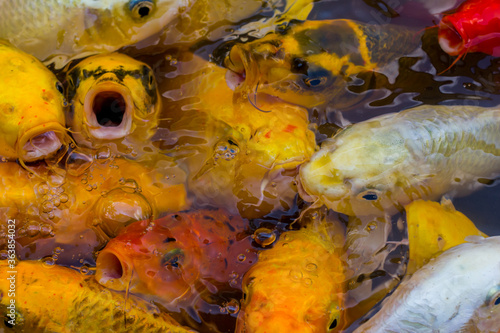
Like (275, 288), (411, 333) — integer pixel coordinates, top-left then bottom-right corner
(84, 81), (133, 140)
(95, 249), (132, 291)
(438, 18), (465, 56)
(224, 46), (259, 91)
(18, 123), (69, 162)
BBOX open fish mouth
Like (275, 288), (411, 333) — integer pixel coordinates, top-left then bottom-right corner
(84, 82), (133, 140)
(19, 123), (69, 162)
(224, 46), (258, 91)
(438, 19), (464, 56)
(95, 249), (131, 292)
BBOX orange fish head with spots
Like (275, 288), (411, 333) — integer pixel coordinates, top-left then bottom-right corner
(95, 209), (255, 307)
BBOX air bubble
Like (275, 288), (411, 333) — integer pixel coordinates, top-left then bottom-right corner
(224, 299), (240, 314)
(289, 269), (303, 282)
(95, 146), (111, 163)
(305, 263), (317, 271)
(41, 201), (54, 213)
(237, 254), (246, 262)
(253, 228), (276, 247)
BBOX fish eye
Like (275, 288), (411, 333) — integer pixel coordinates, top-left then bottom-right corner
(162, 248), (184, 269)
(129, 0), (154, 19)
(357, 190), (381, 201)
(298, 65), (331, 89)
(56, 81), (64, 94)
(486, 287), (500, 307)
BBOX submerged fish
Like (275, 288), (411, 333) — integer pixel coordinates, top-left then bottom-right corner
(0, 0), (183, 61)
(354, 236), (500, 332)
(95, 209), (256, 311)
(405, 199), (487, 275)
(0, 156), (188, 264)
(0, 260), (195, 332)
(66, 53), (161, 152)
(0, 40), (70, 164)
(299, 104), (500, 216)
(438, 0), (500, 58)
(224, 19), (418, 110)
(163, 56), (316, 218)
(236, 222), (345, 333)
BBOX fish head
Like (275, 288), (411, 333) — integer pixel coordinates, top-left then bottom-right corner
(0, 40), (70, 163)
(95, 217), (201, 304)
(224, 20), (370, 109)
(300, 122), (411, 215)
(96, 210), (243, 305)
(66, 53), (160, 145)
(83, 0), (185, 51)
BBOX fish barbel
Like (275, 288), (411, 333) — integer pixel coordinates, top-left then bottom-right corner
(299, 104), (500, 216)
(66, 52), (161, 153)
(0, 0), (184, 61)
(0, 260), (196, 332)
(0, 40), (71, 164)
(353, 236), (500, 332)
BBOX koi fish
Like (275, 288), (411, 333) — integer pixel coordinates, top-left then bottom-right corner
(0, 260), (195, 332)
(0, 156), (188, 264)
(0, 0), (184, 62)
(405, 198), (487, 275)
(299, 104), (500, 216)
(224, 19), (419, 110)
(163, 56), (315, 218)
(95, 209), (256, 311)
(354, 236), (500, 332)
(438, 0), (500, 58)
(66, 53), (161, 154)
(0, 40), (71, 164)
(236, 220), (345, 332)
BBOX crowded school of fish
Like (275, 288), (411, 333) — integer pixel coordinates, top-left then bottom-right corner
(0, 0), (500, 332)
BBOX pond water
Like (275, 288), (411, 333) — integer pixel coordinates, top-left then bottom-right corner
(2, 0), (500, 331)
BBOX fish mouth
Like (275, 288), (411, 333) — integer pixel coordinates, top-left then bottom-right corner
(19, 123), (70, 162)
(84, 82), (133, 140)
(95, 249), (131, 291)
(438, 18), (464, 56)
(224, 46), (258, 91)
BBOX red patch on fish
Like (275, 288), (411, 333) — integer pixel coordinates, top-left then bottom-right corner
(283, 124), (297, 133)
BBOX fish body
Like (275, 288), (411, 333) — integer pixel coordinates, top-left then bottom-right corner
(438, 0), (500, 57)
(224, 19), (418, 110)
(0, 40), (70, 163)
(354, 236), (500, 332)
(0, 261), (195, 332)
(66, 53), (161, 153)
(405, 199), (487, 275)
(299, 105), (500, 216)
(95, 209), (255, 310)
(236, 224), (345, 332)
(0, 0), (185, 61)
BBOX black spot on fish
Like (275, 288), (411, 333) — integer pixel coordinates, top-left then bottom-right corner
(163, 237), (176, 243)
(329, 319), (338, 329)
(291, 58), (309, 75)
